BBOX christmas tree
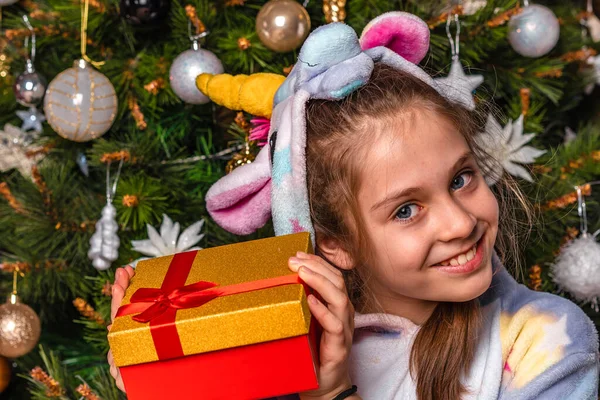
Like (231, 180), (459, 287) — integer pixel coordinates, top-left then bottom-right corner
(0, 0), (599, 398)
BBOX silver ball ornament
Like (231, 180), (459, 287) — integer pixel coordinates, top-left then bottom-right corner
(169, 45), (224, 104)
(0, 0), (18, 5)
(13, 60), (47, 108)
(508, 4), (560, 58)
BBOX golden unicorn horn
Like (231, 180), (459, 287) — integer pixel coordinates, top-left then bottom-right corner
(196, 73), (286, 119)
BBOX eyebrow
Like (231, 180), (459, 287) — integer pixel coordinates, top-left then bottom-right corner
(369, 151), (475, 212)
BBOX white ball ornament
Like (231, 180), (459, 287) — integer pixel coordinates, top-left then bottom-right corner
(508, 4), (560, 58)
(44, 59), (118, 142)
(169, 41), (224, 104)
(551, 233), (600, 312)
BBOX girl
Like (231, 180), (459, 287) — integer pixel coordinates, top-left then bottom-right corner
(108, 12), (599, 400)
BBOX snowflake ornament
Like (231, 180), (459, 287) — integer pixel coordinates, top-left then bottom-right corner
(476, 114), (546, 184)
(130, 214), (205, 267)
(0, 123), (43, 177)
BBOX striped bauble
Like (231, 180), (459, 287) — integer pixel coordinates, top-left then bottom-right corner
(44, 59), (118, 142)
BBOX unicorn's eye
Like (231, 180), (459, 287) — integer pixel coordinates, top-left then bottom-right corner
(269, 130), (278, 167)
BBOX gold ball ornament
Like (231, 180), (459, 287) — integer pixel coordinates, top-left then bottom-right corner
(44, 59), (118, 142)
(256, 0), (311, 53)
(0, 356), (10, 393)
(0, 296), (41, 358)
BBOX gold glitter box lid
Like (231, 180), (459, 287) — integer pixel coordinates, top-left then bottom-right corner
(108, 233), (313, 367)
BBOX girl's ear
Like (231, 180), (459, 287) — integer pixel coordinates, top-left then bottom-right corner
(316, 235), (355, 271)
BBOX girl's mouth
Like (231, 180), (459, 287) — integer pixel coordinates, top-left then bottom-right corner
(431, 236), (485, 275)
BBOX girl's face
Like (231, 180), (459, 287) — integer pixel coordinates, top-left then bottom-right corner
(356, 109), (499, 313)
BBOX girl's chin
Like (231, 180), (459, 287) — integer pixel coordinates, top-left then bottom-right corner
(429, 259), (494, 302)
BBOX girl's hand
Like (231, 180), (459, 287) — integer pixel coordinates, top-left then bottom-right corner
(288, 252), (356, 400)
(106, 265), (135, 393)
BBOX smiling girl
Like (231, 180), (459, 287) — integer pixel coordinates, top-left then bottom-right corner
(108, 12), (599, 400)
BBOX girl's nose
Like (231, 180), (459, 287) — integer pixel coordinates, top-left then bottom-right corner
(436, 197), (477, 243)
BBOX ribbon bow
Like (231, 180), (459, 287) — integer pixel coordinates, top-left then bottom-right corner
(117, 280), (220, 323)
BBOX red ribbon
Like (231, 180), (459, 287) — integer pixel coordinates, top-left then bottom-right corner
(115, 251), (303, 361)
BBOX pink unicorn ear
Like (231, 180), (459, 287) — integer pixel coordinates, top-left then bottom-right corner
(359, 11), (430, 64)
(205, 147), (272, 235)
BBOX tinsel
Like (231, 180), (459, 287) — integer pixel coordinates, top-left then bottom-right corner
(561, 47), (597, 62)
(0, 261), (31, 274)
(185, 5), (206, 34)
(528, 264), (542, 291)
(122, 194), (139, 207)
(128, 96), (147, 130)
(73, 297), (106, 325)
(102, 280), (113, 296)
(237, 37), (252, 50)
(75, 383), (101, 400)
(29, 366), (64, 397)
(235, 111), (251, 132)
(144, 78), (165, 95)
(31, 166), (58, 222)
(100, 150), (131, 164)
(543, 184), (592, 210)
(426, 5), (463, 29)
(0, 182), (24, 213)
(520, 88), (531, 115)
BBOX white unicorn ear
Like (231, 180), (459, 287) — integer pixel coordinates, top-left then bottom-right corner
(359, 11), (430, 64)
(205, 147), (272, 235)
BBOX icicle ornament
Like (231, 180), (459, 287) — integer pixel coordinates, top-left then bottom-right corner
(88, 159), (123, 270)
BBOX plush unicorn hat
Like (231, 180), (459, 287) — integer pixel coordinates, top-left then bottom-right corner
(203, 12), (456, 245)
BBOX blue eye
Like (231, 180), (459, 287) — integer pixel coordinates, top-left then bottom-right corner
(451, 171), (473, 191)
(395, 204), (420, 221)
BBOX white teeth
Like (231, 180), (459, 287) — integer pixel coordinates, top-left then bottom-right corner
(442, 243), (477, 267)
(466, 249), (475, 261)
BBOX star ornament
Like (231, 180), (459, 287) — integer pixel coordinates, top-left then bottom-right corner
(16, 107), (45, 133)
(476, 114), (546, 185)
(434, 57), (484, 110)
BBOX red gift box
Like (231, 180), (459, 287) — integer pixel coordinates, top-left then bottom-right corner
(108, 233), (320, 399)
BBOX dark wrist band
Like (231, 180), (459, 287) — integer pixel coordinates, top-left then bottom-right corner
(332, 385), (358, 400)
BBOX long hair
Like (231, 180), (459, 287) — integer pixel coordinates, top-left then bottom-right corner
(305, 63), (532, 400)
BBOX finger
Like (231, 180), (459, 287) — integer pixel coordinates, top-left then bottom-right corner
(298, 267), (350, 319)
(114, 267), (131, 290)
(109, 363), (118, 380)
(124, 265), (135, 279)
(307, 294), (346, 351)
(116, 374), (125, 393)
(107, 349), (114, 366)
(110, 284), (126, 322)
(289, 256), (345, 291)
(296, 252), (344, 280)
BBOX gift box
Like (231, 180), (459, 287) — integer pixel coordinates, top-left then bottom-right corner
(108, 232), (319, 400)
